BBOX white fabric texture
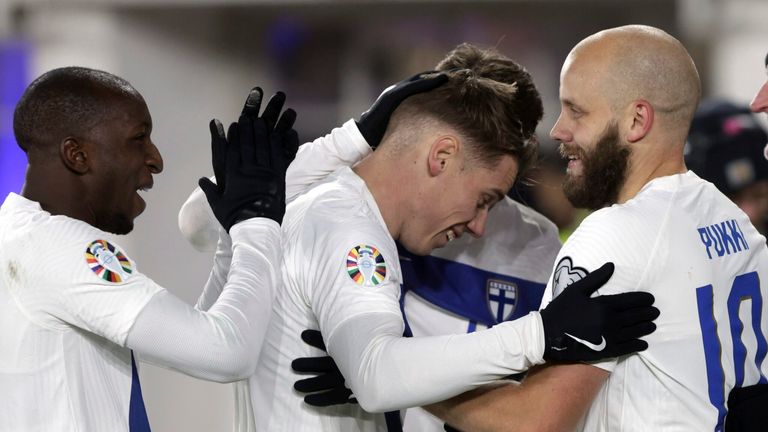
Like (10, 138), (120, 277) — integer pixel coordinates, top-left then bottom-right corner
(0, 192), (280, 431)
(249, 165), (545, 431)
(127, 218), (280, 383)
(402, 198), (561, 431)
(539, 171), (768, 431)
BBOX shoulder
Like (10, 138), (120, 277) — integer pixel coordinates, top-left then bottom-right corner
(500, 198), (561, 246)
(285, 173), (397, 273)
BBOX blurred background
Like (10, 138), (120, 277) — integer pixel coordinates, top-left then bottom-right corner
(0, 0), (766, 430)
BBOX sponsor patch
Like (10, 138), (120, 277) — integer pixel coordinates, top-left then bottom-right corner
(85, 240), (133, 283)
(487, 279), (517, 323)
(552, 256), (587, 297)
(346, 244), (387, 287)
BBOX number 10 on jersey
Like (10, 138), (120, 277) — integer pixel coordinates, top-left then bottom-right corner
(696, 271), (767, 432)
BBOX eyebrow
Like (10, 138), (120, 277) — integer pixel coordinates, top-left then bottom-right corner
(562, 98), (582, 110)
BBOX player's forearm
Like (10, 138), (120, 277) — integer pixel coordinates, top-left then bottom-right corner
(285, 119), (371, 204)
(178, 182), (221, 252)
(128, 218), (280, 382)
(195, 228), (232, 311)
(429, 364), (607, 432)
(327, 311), (545, 413)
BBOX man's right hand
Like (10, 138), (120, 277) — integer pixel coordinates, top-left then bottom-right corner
(540, 262), (660, 362)
(356, 71), (449, 148)
(199, 87), (299, 230)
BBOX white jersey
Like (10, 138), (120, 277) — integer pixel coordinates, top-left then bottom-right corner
(0, 193), (162, 431)
(250, 166), (402, 431)
(179, 120), (549, 432)
(401, 197), (560, 431)
(540, 171), (768, 432)
(250, 167), (546, 430)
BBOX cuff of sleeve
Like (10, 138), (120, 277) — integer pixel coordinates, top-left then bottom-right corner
(345, 119), (374, 155)
(493, 311), (546, 370)
(587, 357), (618, 372)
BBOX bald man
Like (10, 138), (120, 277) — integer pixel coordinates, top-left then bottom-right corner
(428, 25), (768, 432)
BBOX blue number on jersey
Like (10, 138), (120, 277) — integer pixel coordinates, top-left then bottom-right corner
(696, 271), (768, 432)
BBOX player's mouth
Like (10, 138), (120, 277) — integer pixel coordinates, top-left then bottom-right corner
(134, 181), (154, 213)
(560, 145), (584, 175)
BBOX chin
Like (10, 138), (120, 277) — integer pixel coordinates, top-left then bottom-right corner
(399, 240), (432, 256)
(97, 214), (135, 235)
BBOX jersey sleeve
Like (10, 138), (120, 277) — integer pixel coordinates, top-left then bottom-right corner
(285, 119), (372, 204)
(291, 210), (545, 412)
(20, 222), (164, 346)
(177, 119), (371, 252)
(296, 214), (403, 340)
(540, 206), (659, 372)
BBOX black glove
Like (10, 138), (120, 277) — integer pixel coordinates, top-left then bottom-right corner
(199, 87), (298, 229)
(356, 71), (449, 148)
(540, 262), (659, 362)
(292, 329), (356, 407)
(725, 384), (768, 431)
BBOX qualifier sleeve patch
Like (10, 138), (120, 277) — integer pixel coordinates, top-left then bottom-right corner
(85, 239), (134, 283)
(346, 244), (387, 287)
(552, 256), (587, 297)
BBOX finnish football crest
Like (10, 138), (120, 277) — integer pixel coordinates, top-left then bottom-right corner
(487, 279), (518, 323)
(552, 256), (587, 297)
(85, 240), (133, 283)
(346, 244), (387, 287)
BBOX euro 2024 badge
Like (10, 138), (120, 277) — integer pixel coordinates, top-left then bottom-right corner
(346, 244), (387, 287)
(85, 240), (133, 283)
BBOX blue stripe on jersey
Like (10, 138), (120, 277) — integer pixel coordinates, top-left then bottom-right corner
(696, 285), (727, 432)
(129, 351), (152, 432)
(399, 250), (546, 327)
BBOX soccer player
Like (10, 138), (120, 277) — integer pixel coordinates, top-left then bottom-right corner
(0, 67), (296, 431)
(685, 100), (768, 235)
(427, 25), (768, 432)
(247, 43), (656, 431)
(179, 65), (562, 431)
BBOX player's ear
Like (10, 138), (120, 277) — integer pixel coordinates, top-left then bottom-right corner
(61, 137), (90, 174)
(427, 135), (459, 177)
(626, 99), (654, 143)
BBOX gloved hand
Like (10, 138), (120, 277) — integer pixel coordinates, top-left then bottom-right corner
(540, 262), (659, 362)
(199, 87), (299, 229)
(725, 384), (768, 431)
(356, 71), (449, 148)
(292, 329), (356, 407)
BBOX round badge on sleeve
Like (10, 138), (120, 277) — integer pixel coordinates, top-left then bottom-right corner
(85, 240), (133, 283)
(346, 244), (387, 287)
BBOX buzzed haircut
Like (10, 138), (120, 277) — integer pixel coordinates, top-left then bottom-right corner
(13, 66), (141, 155)
(392, 43), (543, 175)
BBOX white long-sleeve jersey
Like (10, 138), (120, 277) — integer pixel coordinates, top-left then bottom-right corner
(539, 171), (768, 432)
(178, 120), (554, 432)
(0, 193), (280, 432)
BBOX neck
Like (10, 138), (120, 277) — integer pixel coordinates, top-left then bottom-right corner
(617, 141), (687, 204)
(21, 165), (95, 224)
(352, 152), (413, 240)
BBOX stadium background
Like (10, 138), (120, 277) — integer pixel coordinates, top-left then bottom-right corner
(0, 1), (765, 430)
